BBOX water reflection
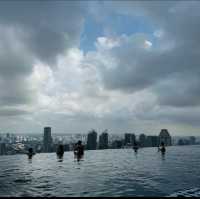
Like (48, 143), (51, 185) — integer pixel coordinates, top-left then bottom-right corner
(57, 155), (64, 162)
(161, 153), (166, 161)
(134, 150), (138, 159)
(28, 158), (32, 164)
(74, 154), (84, 162)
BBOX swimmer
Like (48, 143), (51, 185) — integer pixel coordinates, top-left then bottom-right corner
(27, 147), (35, 159)
(56, 144), (64, 158)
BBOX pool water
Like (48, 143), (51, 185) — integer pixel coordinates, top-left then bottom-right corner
(0, 145), (200, 197)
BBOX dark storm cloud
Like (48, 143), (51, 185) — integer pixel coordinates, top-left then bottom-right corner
(0, 1), (85, 64)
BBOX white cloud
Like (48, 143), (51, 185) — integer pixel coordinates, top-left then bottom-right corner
(144, 40), (152, 49)
(95, 36), (121, 50)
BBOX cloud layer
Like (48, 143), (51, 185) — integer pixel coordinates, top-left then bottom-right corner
(0, 1), (200, 135)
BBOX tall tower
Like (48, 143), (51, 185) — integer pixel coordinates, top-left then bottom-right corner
(87, 129), (97, 150)
(43, 127), (53, 152)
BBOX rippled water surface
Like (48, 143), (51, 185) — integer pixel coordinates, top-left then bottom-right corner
(0, 145), (200, 197)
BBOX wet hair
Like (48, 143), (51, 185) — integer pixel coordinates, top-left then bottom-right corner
(161, 142), (165, 146)
(29, 148), (33, 153)
(78, 140), (82, 145)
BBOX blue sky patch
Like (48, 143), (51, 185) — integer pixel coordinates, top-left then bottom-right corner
(80, 12), (155, 53)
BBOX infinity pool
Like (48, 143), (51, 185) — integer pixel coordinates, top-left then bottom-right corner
(0, 145), (200, 197)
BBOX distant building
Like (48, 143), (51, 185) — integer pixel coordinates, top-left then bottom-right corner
(124, 133), (131, 145)
(139, 134), (146, 147)
(124, 133), (135, 146)
(131, 134), (136, 145)
(99, 130), (108, 149)
(0, 143), (6, 155)
(112, 140), (123, 149)
(43, 127), (53, 152)
(189, 136), (196, 145)
(178, 138), (192, 145)
(159, 129), (172, 146)
(87, 129), (97, 150)
(64, 144), (70, 151)
(146, 136), (159, 147)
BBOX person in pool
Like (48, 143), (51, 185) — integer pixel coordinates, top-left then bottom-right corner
(56, 144), (64, 158)
(133, 141), (139, 152)
(74, 140), (84, 161)
(27, 147), (35, 159)
(160, 142), (166, 153)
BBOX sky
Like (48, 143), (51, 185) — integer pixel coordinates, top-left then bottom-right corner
(0, 1), (200, 136)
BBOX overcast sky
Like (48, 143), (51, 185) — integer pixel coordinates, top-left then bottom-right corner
(0, 1), (200, 136)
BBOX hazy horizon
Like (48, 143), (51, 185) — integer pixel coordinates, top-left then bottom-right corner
(0, 1), (200, 136)
(1, 130), (200, 139)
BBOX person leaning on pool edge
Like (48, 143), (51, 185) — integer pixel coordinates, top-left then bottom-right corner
(160, 141), (166, 153)
(74, 140), (84, 160)
(27, 147), (35, 159)
(57, 144), (64, 158)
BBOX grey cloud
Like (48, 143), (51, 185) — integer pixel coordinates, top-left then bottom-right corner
(100, 39), (199, 92)
(28, 27), (67, 64)
(0, 108), (29, 117)
(0, 77), (36, 106)
(154, 73), (200, 107)
(0, 1), (85, 65)
(93, 1), (200, 108)
(136, 105), (200, 127)
(0, 26), (35, 106)
(0, 26), (33, 78)
(31, 110), (137, 134)
(0, 1), (85, 110)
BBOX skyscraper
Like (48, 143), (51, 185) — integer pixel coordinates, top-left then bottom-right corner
(43, 127), (53, 152)
(99, 130), (108, 149)
(124, 133), (135, 146)
(87, 129), (97, 150)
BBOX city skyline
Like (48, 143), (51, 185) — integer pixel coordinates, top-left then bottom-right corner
(1, 125), (199, 156)
(2, 126), (195, 156)
(0, 1), (200, 135)
(0, 126), (199, 138)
